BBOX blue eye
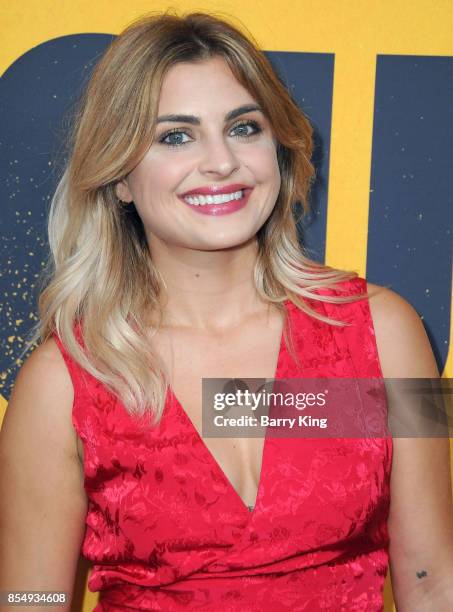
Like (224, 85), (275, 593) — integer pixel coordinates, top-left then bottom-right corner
(157, 119), (262, 148)
(230, 120), (262, 138)
(159, 129), (192, 147)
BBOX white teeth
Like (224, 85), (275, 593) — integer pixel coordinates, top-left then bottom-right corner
(184, 190), (244, 206)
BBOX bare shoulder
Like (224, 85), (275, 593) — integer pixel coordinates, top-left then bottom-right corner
(0, 336), (77, 460)
(14, 335), (72, 387)
(0, 338), (87, 595)
(365, 281), (439, 377)
(366, 281), (421, 327)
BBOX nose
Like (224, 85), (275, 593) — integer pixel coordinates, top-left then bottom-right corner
(197, 134), (240, 177)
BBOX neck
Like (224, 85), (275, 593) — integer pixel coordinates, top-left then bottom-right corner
(148, 236), (269, 332)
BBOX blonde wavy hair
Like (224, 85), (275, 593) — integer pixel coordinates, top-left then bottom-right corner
(29, 11), (365, 422)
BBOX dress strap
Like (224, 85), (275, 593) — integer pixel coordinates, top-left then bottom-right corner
(52, 327), (93, 445)
(319, 277), (383, 378)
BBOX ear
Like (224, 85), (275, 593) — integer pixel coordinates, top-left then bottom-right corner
(115, 179), (134, 203)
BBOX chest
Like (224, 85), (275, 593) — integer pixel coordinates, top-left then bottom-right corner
(149, 309), (286, 508)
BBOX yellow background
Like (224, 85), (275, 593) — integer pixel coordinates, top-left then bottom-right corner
(1, 1), (452, 610)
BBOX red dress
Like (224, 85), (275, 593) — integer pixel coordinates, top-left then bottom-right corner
(53, 277), (392, 611)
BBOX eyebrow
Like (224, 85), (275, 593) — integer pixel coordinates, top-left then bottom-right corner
(155, 104), (263, 125)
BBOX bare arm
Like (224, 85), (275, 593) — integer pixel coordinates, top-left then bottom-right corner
(0, 338), (87, 611)
(368, 282), (453, 611)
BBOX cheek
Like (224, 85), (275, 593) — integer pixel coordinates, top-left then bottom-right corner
(128, 156), (180, 204)
(245, 140), (281, 187)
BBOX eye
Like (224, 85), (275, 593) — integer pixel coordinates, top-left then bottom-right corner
(157, 120), (263, 147)
(158, 128), (192, 147)
(230, 120), (262, 139)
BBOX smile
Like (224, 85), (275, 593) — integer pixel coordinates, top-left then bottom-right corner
(184, 190), (244, 206)
(179, 188), (252, 216)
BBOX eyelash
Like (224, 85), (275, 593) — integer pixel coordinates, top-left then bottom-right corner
(158, 120), (263, 148)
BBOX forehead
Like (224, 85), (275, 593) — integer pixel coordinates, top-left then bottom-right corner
(157, 57), (258, 114)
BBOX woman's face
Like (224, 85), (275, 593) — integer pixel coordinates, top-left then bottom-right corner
(116, 56), (281, 252)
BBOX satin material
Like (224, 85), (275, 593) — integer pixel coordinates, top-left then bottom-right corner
(53, 277), (392, 611)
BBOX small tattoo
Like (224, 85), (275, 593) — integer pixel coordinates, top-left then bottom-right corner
(416, 570), (428, 579)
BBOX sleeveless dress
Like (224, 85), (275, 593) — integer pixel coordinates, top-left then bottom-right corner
(53, 277), (392, 611)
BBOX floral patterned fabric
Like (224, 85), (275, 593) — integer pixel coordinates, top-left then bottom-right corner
(53, 277), (392, 611)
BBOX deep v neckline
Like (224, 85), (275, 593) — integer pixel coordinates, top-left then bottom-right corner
(167, 300), (289, 516)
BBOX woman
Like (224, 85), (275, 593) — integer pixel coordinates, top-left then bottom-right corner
(1, 11), (452, 611)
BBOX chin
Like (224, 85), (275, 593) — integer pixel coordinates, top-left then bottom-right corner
(193, 233), (256, 252)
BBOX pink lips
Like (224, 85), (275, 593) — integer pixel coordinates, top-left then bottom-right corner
(178, 184), (253, 216)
